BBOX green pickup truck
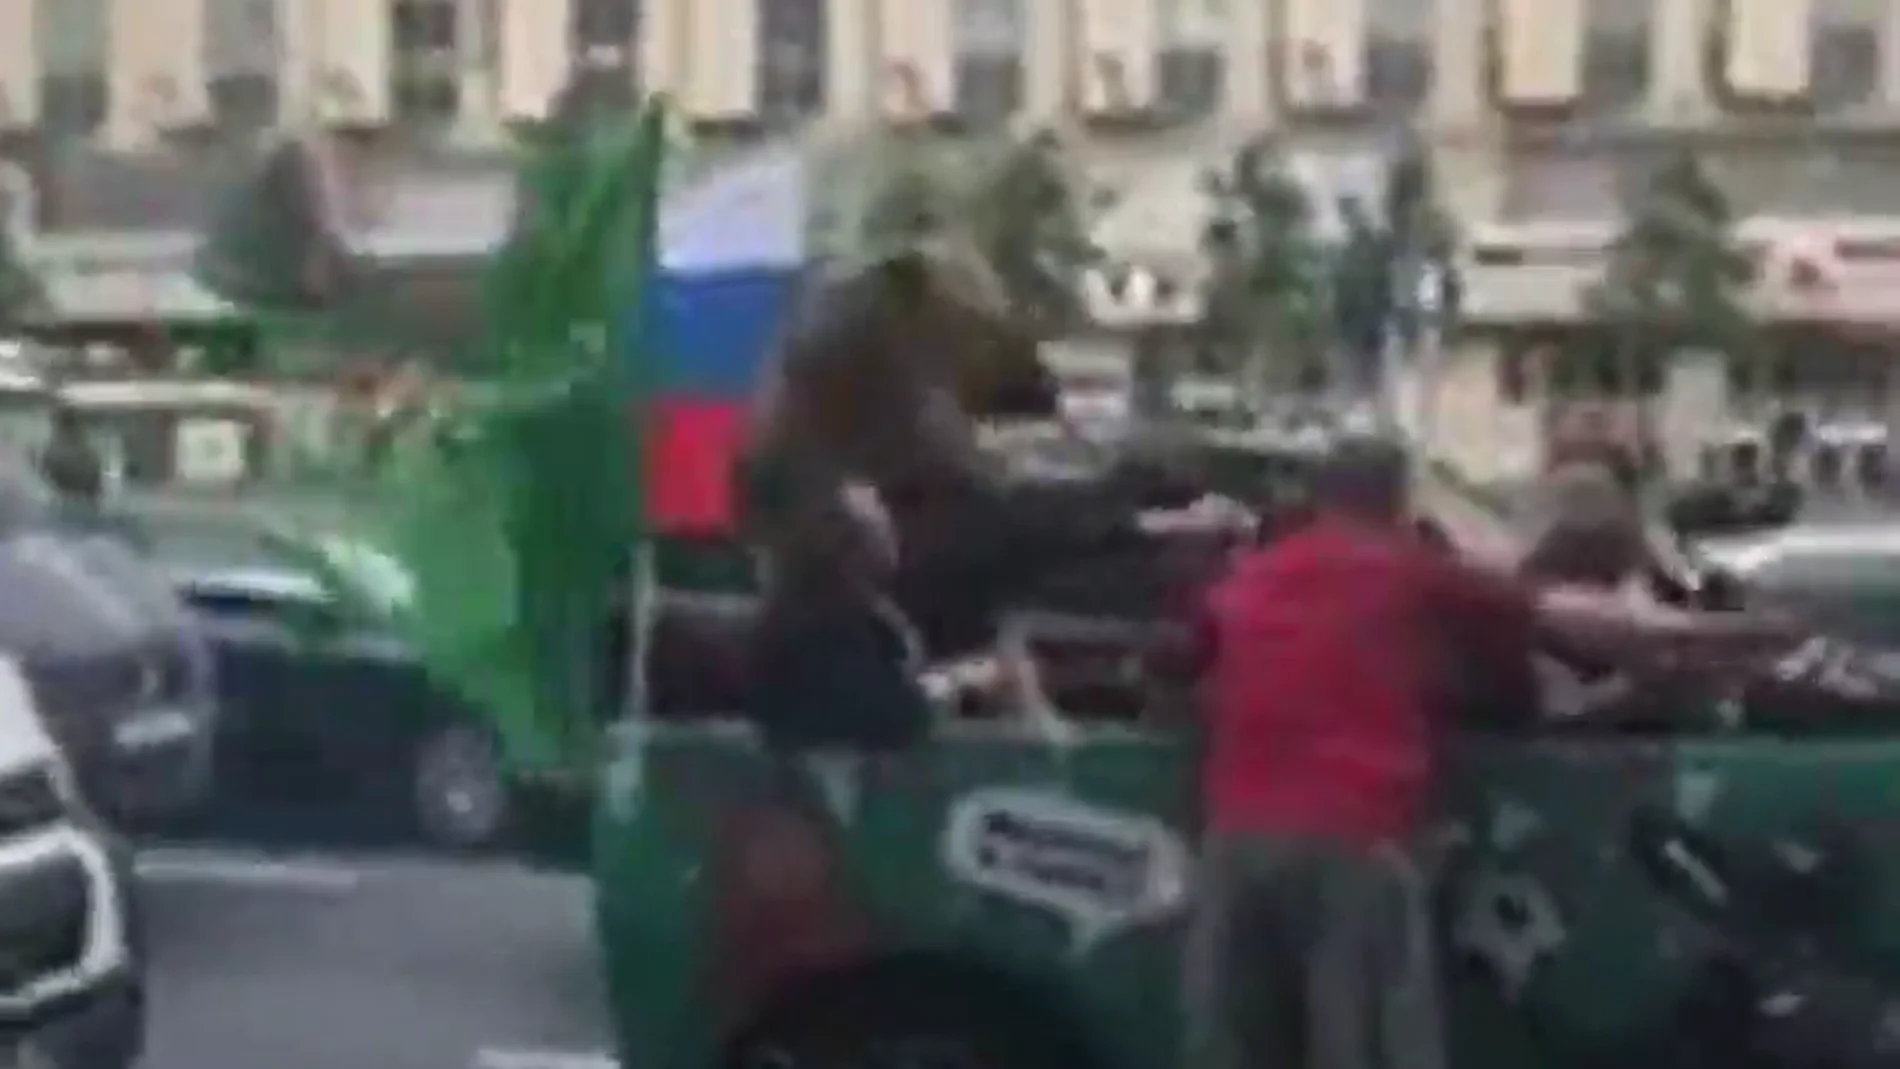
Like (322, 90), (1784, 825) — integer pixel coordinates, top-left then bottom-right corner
(206, 104), (1900, 1069)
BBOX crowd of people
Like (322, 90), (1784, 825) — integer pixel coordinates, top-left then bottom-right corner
(725, 250), (1809, 1069)
(736, 422), (1794, 1069)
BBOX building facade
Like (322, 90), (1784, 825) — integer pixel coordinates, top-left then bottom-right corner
(12, 0), (1900, 481)
(0, 1), (1893, 154)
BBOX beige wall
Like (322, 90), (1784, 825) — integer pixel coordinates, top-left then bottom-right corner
(0, 0), (38, 132)
(12, 0), (1898, 148)
(103, 0), (209, 146)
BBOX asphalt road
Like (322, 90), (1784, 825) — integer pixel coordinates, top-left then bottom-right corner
(133, 844), (617, 1069)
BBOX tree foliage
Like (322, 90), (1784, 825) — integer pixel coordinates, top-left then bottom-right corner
(1195, 136), (1334, 385)
(1329, 142), (1461, 366)
(1585, 150), (1754, 362)
(963, 130), (1109, 337)
(0, 226), (43, 328)
(825, 127), (1107, 339)
(194, 135), (357, 316)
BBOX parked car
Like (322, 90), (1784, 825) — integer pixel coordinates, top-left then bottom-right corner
(101, 504), (513, 849)
(0, 652), (145, 1069)
(0, 471), (219, 830)
(1696, 523), (1900, 645)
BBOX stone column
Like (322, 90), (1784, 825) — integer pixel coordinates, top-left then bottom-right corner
(0, 0), (39, 130)
(1281, 0), (1366, 107)
(1428, 0), (1484, 129)
(641, 0), (689, 101)
(822, 0), (876, 122)
(1219, 0), (1273, 131)
(1077, 0), (1159, 112)
(452, 0), (504, 145)
(682, 0), (756, 122)
(1021, 0), (1075, 123)
(1648, 0), (1714, 124)
(1880, 0), (1900, 107)
(104, 0), (209, 148)
(498, 0), (571, 122)
(297, 0), (392, 126)
(1426, 0), (1502, 261)
(873, 0), (955, 119)
(277, 0), (316, 122)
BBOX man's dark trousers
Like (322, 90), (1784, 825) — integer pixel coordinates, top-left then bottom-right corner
(1182, 832), (1442, 1069)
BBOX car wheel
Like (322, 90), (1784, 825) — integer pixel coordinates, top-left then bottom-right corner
(410, 724), (511, 850)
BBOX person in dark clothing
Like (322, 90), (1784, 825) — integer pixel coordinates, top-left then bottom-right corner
(745, 481), (933, 753)
(39, 405), (103, 505)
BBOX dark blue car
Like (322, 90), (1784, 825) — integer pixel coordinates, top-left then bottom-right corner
(103, 505), (515, 849)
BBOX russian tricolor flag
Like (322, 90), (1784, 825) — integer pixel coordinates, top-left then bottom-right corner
(641, 149), (806, 533)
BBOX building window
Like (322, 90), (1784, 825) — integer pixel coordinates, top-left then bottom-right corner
(1580, 0), (1649, 113)
(205, 0), (281, 132)
(757, 0), (826, 123)
(573, 0), (640, 51)
(955, 0), (1024, 126)
(1365, 0), (1432, 114)
(393, 0), (458, 53)
(391, 0), (461, 126)
(37, 0), (107, 137)
(1157, 0), (1224, 117)
(392, 73), (460, 123)
(562, 0), (640, 121)
(1811, 2), (1878, 112)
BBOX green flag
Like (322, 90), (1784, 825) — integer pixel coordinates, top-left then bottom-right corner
(371, 104), (668, 772)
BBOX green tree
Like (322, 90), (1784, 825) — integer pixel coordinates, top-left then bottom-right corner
(1329, 142), (1462, 392)
(963, 129), (1109, 338)
(1195, 136), (1334, 394)
(194, 134), (358, 316)
(1584, 150), (1754, 381)
(0, 225), (44, 328)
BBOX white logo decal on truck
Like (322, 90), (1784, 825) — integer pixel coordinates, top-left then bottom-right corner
(940, 787), (1190, 954)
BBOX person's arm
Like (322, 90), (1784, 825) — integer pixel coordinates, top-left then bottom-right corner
(1417, 551), (1540, 658)
(1534, 584), (1794, 667)
(1418, 550), (1707, 670)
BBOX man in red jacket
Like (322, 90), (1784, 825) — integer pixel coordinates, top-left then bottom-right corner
(1182, 436), (1778, 1069)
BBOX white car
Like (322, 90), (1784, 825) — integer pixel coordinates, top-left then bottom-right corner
(0, 654), (145, 1069)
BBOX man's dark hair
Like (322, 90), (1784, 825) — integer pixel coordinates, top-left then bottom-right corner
(1313, 434), (1410, 518)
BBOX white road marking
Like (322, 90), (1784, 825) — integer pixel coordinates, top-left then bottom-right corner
(134, 847), (364, 891)
(472, 1048), (619, 1069)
